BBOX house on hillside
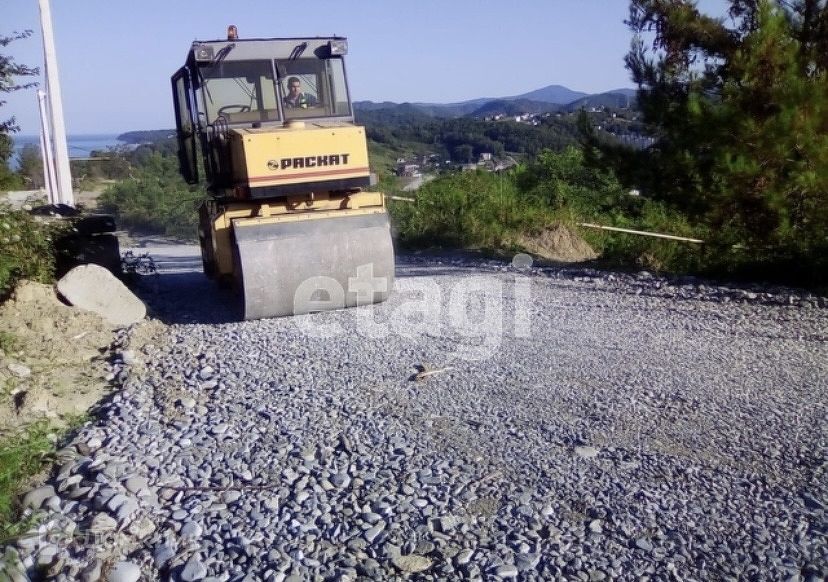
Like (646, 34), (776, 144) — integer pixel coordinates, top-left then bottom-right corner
(396, 163), (421, 177)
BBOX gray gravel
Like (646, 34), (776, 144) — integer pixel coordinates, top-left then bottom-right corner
(5, 248), (827, 581)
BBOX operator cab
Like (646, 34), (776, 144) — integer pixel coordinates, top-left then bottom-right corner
(196, 54), (352, 126)
(171, 29), (353, 186)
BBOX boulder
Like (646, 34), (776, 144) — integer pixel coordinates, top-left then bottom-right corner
(56, 264), (145, 327)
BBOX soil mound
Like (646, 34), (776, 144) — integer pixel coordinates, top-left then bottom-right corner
(516, 223), (598, 263)
(0, 281), (115, 433)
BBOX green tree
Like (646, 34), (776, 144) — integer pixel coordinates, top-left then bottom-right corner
(1, 30), (39, 190)
(452, 144), (474, 163)
(595, 0), (828, 280)
(97, 150), (204, 239)
(16, 143), (43, 188)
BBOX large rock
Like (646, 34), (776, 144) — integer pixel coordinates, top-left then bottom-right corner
(56, 264), (145, 327)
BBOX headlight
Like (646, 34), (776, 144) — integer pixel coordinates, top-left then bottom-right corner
(328, 40), (348, 56)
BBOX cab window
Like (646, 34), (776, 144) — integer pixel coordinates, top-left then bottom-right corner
(276, 57), (352, 120)
(199, 59), (280, 124)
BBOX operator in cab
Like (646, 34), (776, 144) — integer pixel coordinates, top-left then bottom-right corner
(283, 77), (318, 109)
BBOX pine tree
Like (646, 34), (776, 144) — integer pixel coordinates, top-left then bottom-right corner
(596, 1), (828, 280)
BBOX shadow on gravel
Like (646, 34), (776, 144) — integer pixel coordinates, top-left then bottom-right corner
(131, 255), (530, 325)
(130, 271), (240, 325)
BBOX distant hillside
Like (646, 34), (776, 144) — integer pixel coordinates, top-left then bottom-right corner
(356, 83), (637, 118)
(352, 101), (417, 112)
(564, 91), (637, 111)
(470, 99), (562, 117)
(355, 103), (434, 125)
(118, 129), (175, 144)
(409, 102), (482, 118)
(605, 88), (637, 98)
(510, 84), (588, 104)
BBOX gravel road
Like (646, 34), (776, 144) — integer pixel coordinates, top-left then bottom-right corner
(9, 246), (827, 581)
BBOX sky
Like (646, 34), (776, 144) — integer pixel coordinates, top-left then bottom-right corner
(4, 0), (731, 135)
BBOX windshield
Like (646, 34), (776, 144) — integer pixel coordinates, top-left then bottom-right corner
(276, 57), (352, 120)
(199, 59), (280, 125)
(198, 56), (352, 125)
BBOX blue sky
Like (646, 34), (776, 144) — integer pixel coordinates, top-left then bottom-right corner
(4, 0), (730, 135)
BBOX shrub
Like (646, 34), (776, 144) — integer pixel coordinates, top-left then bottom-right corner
(0, 421), (54, 540)
(0, 204), (62, 300)
(390, 170), (551, 249)
(97, 151), (204, 240)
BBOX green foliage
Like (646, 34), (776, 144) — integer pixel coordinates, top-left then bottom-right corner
(16, 144), (42, 189)
(0, 135), (23, 191)
(0, 421), (54, 541)
(0, 331), (16, 354)
(391, 146), (708, 273)
(0, 30), (38, 139)
(390, 170), (551, 249)
(97, 150), (205, 240)
(358, 108), (582, 162)
(1, 31), (38, 192)
(0, 204), (61, 300)
(516, 147), (631, 216)
(599, 0), (828, 284)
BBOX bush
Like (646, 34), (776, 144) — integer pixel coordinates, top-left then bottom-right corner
(0, 204), (62, 300)
(390, 147), (715, 275)
(579, 199), (708, 273)
(97, 151), (204, 240)
(0, 421), (55, 540)
(390, 170), (551, 249)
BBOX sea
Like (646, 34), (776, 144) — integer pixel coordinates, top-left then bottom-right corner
(9, 134), (126, 169)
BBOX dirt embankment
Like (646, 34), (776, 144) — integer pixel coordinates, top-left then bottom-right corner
(0, 281), (115, 433)
(516, 223), (598, 263)
(0, 280), (163, 436)
(0, 262), (164, 438)
(0, 187), (168, 436)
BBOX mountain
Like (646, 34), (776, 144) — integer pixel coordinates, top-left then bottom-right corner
(470, 99), (562, 117)
(605, 88), (637, 98)
(510, 84), (589, 104)
(354, 102), (434, 125)
(118, 129), (175, 144)
(355, 84), (637, 119)
(564, 91), (637, 111)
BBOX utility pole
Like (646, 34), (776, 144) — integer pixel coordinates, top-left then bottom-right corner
(38, 0), (73, 206)
(36, 89), (58, 204)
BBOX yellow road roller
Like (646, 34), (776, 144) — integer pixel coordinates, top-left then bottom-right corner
(171, 27), (394, 319)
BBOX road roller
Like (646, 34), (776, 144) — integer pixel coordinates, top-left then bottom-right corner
(171, 26), (394, 319)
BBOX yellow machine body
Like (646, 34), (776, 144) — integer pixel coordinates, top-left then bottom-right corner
(173, 32), (394, 319)
(229, 124), (371, 189)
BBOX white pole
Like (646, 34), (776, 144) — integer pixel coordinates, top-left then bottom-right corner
(36, 90), (58, 204)
(38, 0), (73, 207)
(577, 222), (705, 244)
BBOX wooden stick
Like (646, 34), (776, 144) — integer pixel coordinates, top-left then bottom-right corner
(413, 366), (455, 382)
(577, 222), (704, 244)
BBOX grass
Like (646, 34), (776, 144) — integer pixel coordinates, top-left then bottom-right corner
(390, 169), (552, 250)
(0, 331), (16, 355)
(0, 412), (90, 544)
(96, 151), (204, 241)
(388, 147), (721, 277)
(0, 204), (65, 301)
(0, 421), (55, 542)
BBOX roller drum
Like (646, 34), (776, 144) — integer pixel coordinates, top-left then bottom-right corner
(233, 212), (394, 320)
